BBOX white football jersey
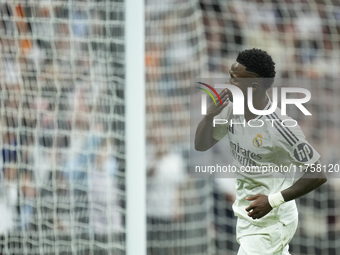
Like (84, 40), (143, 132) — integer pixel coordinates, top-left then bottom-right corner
(212, 96), (320, 227)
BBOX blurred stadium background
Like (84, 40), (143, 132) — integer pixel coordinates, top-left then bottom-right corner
(0, 0), (340, 254)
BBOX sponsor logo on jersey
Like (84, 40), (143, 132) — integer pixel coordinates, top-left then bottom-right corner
(229, 140), (262, 167)
(293, 142), (313, 162)
(253, 133), (263, 148)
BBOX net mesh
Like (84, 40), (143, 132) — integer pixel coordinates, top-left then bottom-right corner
(0, 0), (125, 254)
(146, 1), (340, 255)
(145, 2), (214, 255)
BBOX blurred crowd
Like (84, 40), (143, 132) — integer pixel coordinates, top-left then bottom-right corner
(146, 0), (340, 255)
(0, 1), (124, 254)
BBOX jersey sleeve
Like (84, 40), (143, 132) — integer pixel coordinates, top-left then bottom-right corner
(212, 102), (233, 141)
(273, 122), (320, 170)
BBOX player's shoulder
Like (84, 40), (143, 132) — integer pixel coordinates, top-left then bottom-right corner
(263, 107), (306, 147)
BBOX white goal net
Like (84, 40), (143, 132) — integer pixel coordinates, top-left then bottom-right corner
(146, 1), (340, 255)
(0, 0), (125, 254)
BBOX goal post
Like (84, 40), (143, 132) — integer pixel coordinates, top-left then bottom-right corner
(125, 1), (146, 255)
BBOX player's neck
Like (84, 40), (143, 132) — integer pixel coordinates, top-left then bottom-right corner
(244, 93), (268, 122)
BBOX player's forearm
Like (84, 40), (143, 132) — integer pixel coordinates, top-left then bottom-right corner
(195, 115), (215, 151)
(281, 166), (327, 202)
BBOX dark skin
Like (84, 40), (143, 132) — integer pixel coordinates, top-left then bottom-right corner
(246, 161), (326, 219)
(195, 62), (327, 220)
(194, 62), (264, 151)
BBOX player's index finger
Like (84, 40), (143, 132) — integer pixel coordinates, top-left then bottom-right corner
(221, 93), (229, 101)
(221, 102), (229, 108)
(245, 205), (254, 212)
(219, 88), (228, 96)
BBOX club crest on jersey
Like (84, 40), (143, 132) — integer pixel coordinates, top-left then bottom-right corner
(253, 134), (263, 148)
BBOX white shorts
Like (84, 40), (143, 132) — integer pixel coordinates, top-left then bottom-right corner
(236, 218), (298, 255)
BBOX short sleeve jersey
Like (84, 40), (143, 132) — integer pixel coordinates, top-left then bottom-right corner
(212, 97), (320, 227)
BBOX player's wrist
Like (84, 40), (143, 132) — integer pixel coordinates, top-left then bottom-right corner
(268, 192), (285, 208)
(204, 114), (215, 121)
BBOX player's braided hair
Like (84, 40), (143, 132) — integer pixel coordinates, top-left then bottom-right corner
(236, 48), (276, 89)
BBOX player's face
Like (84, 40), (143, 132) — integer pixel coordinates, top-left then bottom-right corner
(227, 62), (260, 97)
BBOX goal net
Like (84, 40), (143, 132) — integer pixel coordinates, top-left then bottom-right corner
(0, 0), (125, 254)
(146, 1), (340, 255)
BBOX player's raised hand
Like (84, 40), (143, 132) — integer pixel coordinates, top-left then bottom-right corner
(245, 194), (273, 220)
(206, 89), (230, 117)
